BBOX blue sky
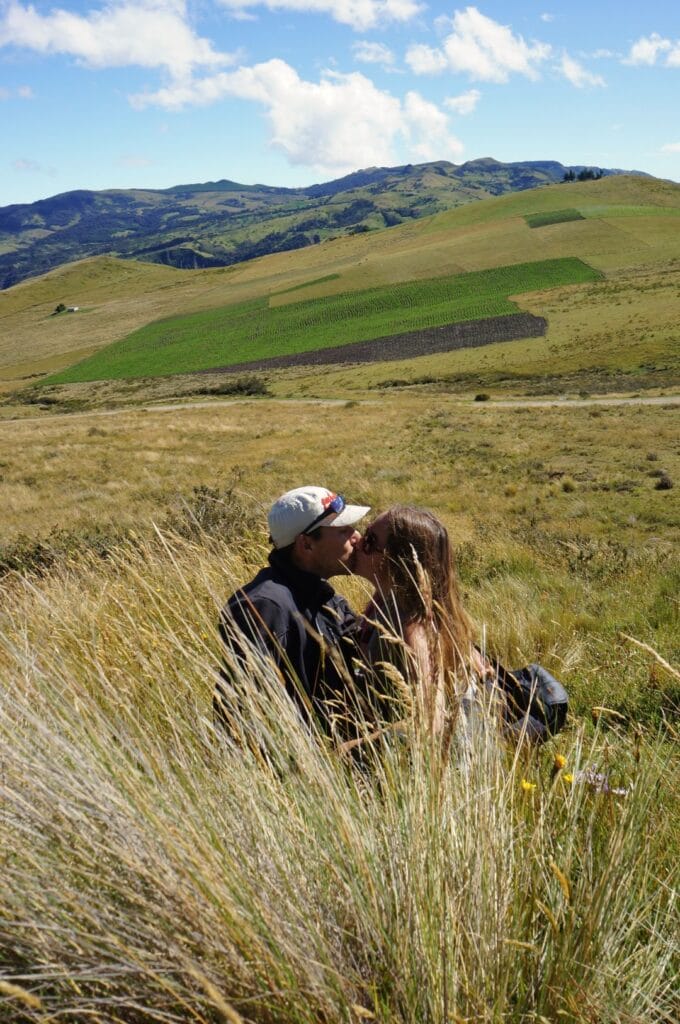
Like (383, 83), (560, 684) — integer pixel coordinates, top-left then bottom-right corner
(1, 1), (679, 206)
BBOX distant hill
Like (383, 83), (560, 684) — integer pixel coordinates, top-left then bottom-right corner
(0, 158), (651, 289)
(2, 175), (678, 390)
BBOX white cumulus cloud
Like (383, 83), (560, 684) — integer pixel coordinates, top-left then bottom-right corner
(559, 53), (605, 88)
(661, 142), (680, 153)
(402, 90), (463, 161)
(216, 0), (422, 32)
(405, 42), (448, 75)
(625, 33), (673, 66)
(352, 40), (395, 66)
(444, 88), (480, 115)
(132, 59), (463, 174)
(405, 6), (551, 83)
(0, 0), (229, 79)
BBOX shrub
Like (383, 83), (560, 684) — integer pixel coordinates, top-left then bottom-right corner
(165, 478), (263, 546)
(0, 524), (123, 579)
(193, 374), (270, 397)
(654, 474), (673, 491)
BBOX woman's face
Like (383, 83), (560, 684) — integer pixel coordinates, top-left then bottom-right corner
(353, 512), (391, 586)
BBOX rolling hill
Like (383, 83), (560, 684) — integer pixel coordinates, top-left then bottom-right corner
(1, 174), (678, 394)
(0, 158), (649, 290)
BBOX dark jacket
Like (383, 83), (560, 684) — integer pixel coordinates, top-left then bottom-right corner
(216, 550), (367, 737)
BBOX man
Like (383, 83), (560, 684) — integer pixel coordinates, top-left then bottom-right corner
(216, 485), (370, 739)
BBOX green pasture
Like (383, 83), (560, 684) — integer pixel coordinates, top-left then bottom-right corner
(526, 209), (585, 228)
(581, 204), (680, 218)
(46, 258), (600, 383)
(272, 272), (341, 296)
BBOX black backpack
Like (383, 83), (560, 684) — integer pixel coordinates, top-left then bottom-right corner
(490, 661), (569, 742)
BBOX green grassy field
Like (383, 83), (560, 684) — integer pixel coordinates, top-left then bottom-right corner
(526, 209), (585, 228)
(45, 259), (600, 383)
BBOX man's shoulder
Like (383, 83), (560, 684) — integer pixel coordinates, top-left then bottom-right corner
(224, 560), (356, 625)
(221, 567), (295, 645)
(229, 564), (292, 604)
(323, 589), (356, 619)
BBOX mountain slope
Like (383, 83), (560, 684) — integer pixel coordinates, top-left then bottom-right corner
(0, 158), (648, 289)
(2, 175), (677, 390)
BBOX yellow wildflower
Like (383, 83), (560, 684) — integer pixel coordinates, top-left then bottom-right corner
(562, 773), (574, 784)
(521, 779), (537, 792)
(554, 753), (567, 770)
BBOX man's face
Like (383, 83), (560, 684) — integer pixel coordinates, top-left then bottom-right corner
(296, 524), (361, 578)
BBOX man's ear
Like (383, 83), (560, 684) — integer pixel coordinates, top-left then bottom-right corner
(292, 532), (315, 563)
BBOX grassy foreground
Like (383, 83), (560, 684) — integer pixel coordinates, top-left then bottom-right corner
(1, 525), (677, 1023)
(0, 388), (677, 1020)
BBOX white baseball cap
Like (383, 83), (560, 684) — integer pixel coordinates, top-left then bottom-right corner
(268, 486), (370, 549)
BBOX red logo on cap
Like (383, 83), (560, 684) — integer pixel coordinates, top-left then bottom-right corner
(321, 492), (337, 509)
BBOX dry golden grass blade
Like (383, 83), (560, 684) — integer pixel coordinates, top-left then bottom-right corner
(0, 980), (43, 1010)
(549, 861), (572, 905)
(351, 1006), (376, 1020)
(591, 706), (628, 722)
(503, 939), (538, 952)
(535, 899), (560, 936)
(619, 633), (680, 682)
(185, 968), (245, 1024)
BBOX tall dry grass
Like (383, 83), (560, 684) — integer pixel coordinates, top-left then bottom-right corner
(0, 530), (677, 1023)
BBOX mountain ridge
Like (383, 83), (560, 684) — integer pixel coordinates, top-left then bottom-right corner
(0, 158), (652, 290)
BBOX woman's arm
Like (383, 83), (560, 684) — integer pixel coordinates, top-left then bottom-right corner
(403, 620), (447, 734)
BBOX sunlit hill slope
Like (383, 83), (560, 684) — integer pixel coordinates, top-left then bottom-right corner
(1, 174), (678, 392)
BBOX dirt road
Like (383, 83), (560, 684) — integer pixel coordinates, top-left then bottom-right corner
(2, 393), (678, 427)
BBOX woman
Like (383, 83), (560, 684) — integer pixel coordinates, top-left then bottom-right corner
(353, 505), (487, 738)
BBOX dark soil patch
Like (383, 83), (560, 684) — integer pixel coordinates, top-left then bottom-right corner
(203, 312), (547, 375)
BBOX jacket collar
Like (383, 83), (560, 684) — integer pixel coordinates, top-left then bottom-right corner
(268, 548), (335, 605)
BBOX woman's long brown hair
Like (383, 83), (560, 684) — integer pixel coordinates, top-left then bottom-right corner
(383, 505), (475, 687)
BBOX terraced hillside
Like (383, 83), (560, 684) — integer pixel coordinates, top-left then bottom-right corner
(2, 175), (678, 394)
(47, 259), (598, 383)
